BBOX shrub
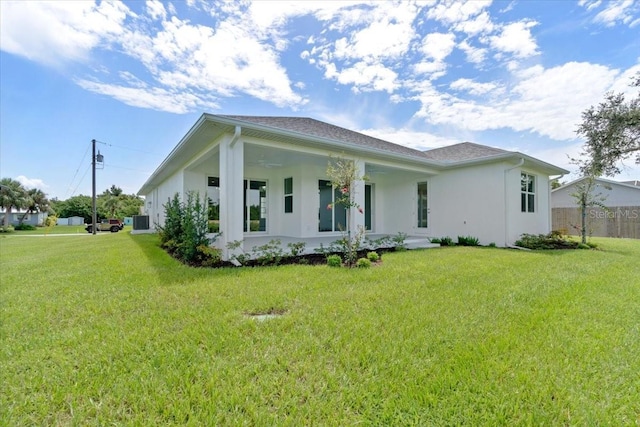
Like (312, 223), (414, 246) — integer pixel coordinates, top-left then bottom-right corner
(227, 240), (250, 265)
(252, 239), (284, 266)
(430, 237), (441, 244)
(367, 251), (380, 262)
(515, 233), (579, 250)
(457, 235), (480, 246)
(287, 241), (306, 257)
(356, 257), (371, 268)
(195, 245), (222, 267)
(157, 192), (216, 265)
(393, 232), (408, 251)
(439, 236), (454, 246)
(365, 235), (393, 250)
(577, 243), (591, 250)
(14, 224), (36, 230)
(44, 215), (58, 227)
(157, 193), (183, 247)
(326, 254), (342, 267)
(0, 225), (15, 233)
(488, 242), (497, 248)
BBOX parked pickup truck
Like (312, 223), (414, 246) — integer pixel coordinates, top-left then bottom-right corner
(85, 219), (124, 233)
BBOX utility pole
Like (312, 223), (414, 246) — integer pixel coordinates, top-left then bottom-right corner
(92, 139), (97, 235)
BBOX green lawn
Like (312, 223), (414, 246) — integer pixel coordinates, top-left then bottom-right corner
(5, 224), (133, 235)
(1, 233), (639, 425)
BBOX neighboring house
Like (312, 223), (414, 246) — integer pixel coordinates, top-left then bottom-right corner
(138, 114), (568, 259)
(552, 177), (640, 238)
(57, 216), (85, 226)
(0, 210), (48, 226)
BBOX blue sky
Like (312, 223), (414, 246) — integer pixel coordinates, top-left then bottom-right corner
(1, 0), (639, 200)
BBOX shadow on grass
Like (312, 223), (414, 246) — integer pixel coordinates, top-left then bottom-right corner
(126, 232), (203, 286)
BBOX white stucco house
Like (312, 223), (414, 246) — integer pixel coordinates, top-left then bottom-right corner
(552, 177), (640, 238)
(0, 210), (48, 227)
(138, 114), (568, 259)
(552, 177), (640, 208)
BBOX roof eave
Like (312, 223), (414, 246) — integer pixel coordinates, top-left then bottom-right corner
(553, 176), (640, 192)
(138, 114), (211, 195)
(443, 152), (569, 175)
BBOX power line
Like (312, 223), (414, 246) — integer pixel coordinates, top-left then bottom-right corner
(93, 139), (164, 156)
(103, 163), (152, 174)
(68, 164), (91, 197)
(64, 141), (92, 199)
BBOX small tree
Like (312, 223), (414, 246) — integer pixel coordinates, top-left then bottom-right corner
(571, 176), (609, 244)
(179, 191), (210, 262)
(157, 192), (215, 264)
(326, 155), (367, 267)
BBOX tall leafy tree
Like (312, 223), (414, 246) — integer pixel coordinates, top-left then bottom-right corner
(57, 195), (93, 223)
(576, 72), (640, 176)
(0, 178), (29, 227)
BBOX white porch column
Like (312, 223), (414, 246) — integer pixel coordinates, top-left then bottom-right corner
(350, 159), (366, 233)
(219, 134), (244, 260)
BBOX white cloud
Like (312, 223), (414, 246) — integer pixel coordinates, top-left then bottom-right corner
(578, 0), (602, 12)
(426, 0), (493, 25)
(421, 32), (456, 61)
(458, 39), (488, 64)
(449, 78), (501, 96)
(412, 32), (456, 78)
(146, 0), (167, 21)
(305, 2), (421, 91)
(411, 62), (627, 141)
(454, 11), (495, 35)
(1, 1), (307, 111)
(489, 20), (539, 58)
(325, 62), (398, 93)
(0, 1), (131, 66)
(593, 0), (639, 27)
(16, 176), (49, 190)
(75, 79), (219, 114)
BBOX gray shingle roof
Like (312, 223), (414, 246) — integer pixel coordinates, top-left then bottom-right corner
(217, 115), (432, 159)
(422, 142), (509, 162)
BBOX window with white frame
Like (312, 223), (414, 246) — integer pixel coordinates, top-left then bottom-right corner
(284, 177), (293, 213)
(417, 182), (428, 227)
(521, 173), (535, 213)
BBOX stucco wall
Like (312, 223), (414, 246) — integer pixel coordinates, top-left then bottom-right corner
(426, 164), (505, 245)
(507, 167), (552, 244)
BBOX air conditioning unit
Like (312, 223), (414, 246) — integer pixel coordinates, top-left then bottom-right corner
(132, 215), (150, 230)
